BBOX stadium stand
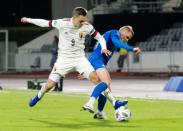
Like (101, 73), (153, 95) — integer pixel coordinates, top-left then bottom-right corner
(137, 22), (183, 52)
(91, 0), (183, 14)
(91, 0), (130, 14)
(162, 0), (182, 12)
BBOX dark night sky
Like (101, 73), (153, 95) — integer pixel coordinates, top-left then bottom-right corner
(0, 0), (51, 27)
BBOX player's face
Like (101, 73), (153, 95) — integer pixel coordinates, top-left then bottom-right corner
(120, 29), (133, 43)
(73, 15), (87, 27)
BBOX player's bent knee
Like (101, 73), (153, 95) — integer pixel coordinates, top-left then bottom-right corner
(92, 78), (100, 85)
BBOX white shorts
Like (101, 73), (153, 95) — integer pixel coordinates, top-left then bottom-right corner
(48, 56), (94, 82)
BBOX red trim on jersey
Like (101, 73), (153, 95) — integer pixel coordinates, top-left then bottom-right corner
(91, 31), (98, 38)
(48, 20), (52, 27)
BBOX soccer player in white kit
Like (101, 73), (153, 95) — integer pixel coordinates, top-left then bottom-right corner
(21, 7), (111, 113)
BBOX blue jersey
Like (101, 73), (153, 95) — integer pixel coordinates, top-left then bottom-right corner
(88, 30), (134, 70)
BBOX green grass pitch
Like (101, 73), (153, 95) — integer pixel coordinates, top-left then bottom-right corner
(0, 89), (183, 131)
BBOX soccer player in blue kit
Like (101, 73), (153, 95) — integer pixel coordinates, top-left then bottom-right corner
(82, 25), (141, 119)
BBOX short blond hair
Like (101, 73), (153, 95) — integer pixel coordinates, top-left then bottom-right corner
(119, 25), (134, 36)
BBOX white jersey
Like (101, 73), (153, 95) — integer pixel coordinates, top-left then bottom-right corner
(50, 18), (95, 59)
(27, 17), (107, 79)
(27, 17), (106, 59)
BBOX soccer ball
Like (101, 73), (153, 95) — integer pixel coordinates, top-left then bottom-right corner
(114, 106), (131, 121)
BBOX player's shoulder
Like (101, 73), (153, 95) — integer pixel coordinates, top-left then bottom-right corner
(62, 18), (71, 21)
(55, 18), (71, 23)
(83, 22), (91, 25)
(81, 22), (94, 33)
(109, 30), (120, 36)
(104, 30), (119, 36)
(82, 22), (93, 28)
(109, 30), (119, 34)
(54, 18), (71, 27)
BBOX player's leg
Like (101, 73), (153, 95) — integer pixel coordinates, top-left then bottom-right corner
(93, 94), (107, 119)
(96, 68), (128, 109)
(85, 58), (108, 117)
(97, 94), (107, 112)
(29, 73), (60, 107)
(76, 57), (108, 113)
(58, 78), (63, 91)
(82, 71), (108, 113)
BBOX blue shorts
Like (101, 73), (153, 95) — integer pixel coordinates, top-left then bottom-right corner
(88, 56), (105, 70)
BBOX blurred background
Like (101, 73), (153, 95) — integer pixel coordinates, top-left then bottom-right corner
(1, 0), (183, 76)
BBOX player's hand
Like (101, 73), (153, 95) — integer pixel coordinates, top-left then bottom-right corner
(21, 17), (28, 23)
(77, 73), (86, 80)
(102, 49), (111, 56)
(133, 47), (141, 54)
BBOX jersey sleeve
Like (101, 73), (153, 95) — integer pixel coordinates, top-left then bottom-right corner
(27, 18), (50, 27)
(49, 19), (63, 29)
(111, 32), (134, 51)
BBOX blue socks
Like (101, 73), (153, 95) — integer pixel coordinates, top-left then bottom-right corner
(97, 94), (107, 112)
(91, 82), (108, 99)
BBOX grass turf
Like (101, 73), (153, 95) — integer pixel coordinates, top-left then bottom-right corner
(0, 89), (183, 131)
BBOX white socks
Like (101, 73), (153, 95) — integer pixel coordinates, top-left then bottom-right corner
(37, 84), (47, 99)
(87, 96), (95, 106)
(104, 90), (116, 106)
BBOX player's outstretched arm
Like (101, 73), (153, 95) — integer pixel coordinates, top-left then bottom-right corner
(21, 17), (50, 27)
(112, 35), (134, 51)
(21, 17), (29, 23)
(112, 35), (141, 54)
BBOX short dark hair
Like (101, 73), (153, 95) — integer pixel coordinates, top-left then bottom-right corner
(72, 7), (88, 17)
